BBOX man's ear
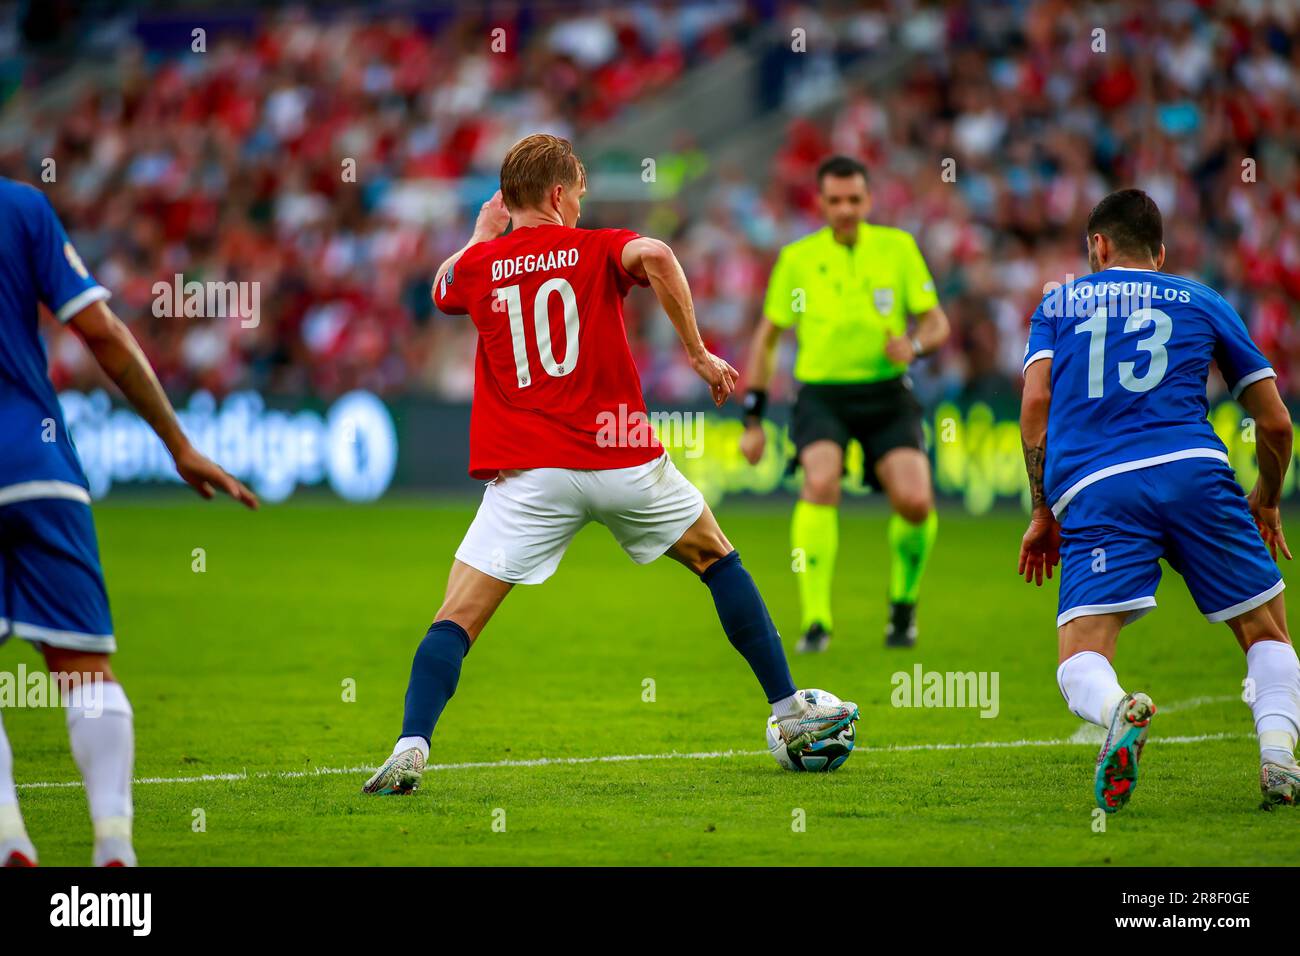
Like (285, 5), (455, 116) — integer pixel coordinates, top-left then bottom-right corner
(1091, 233), (1107, 267)
(1155, 243), (1166, 270)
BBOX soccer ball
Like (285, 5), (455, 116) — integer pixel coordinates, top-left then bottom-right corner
(766, 688), (856, 772)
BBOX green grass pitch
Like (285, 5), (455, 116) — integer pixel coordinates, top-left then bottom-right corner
(4, 497), (1294, 865)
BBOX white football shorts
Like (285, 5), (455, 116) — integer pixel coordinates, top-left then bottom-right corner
(455, 453), (706, 585)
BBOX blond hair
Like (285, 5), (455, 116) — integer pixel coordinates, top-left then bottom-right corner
(499, 133), (586, 211)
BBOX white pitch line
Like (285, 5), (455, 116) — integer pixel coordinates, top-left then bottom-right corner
(1067, 693), (1243, 744)
(18, 771), (249, 790)
(873, 731), (1250, 754)
(15, 734), (1253, 792)
(1159, 694), (1240, 715)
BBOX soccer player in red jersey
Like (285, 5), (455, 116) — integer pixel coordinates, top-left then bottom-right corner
(363, 135), (859, 793)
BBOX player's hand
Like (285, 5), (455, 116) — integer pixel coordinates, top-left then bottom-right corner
(690, 349), (739, 407)
(174, 444), (259, 510)
(739, 423), (766, 465)
(885, 335), (916, 364)
(1018, 507), (1061, 586)
(472, 190), (510, 241)
(1248, 488), (1292, 561)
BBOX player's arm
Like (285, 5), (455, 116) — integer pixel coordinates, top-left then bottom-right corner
(67, 300), (258, 509)
(885, 304), (951, 365)
(621, 236), (737, 407)
(1238, 377), (1294, 561)
(1018, 357), (1059, 585)
(1213, 292), (1293, 561)
(739, 248), (799, 464)
(737, 317), (783, 463)
(885, 234), (949, 364)
(743, 317), (783, 394)
(433, 191), (510, 294)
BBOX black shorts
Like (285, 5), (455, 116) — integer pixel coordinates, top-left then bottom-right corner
(789, 378), (925, 490)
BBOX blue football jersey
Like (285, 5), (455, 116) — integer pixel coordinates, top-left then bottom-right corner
(1023, 266), (1273, 515)
(0, 178), (110, 501)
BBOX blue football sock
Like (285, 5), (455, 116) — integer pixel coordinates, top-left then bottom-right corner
(700, 551), (797, 704)
(400, 620), (471, 744)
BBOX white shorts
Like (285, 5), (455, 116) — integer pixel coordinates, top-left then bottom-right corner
(455, 454), (705, 585)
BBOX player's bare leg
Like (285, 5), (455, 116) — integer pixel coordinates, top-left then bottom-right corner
(0, 708), (37, 866)
(667, 505), (858, 747)
(876, 447), (938, 649)
(432, 559), (515, 643)
(665, 501), (734, 575)
(792, 440), (842, 652)
(1057, 612), (1156, 813)
(1224, 594), (1300, 806)
(41, 646), (136, 865)
(363, 561), (512, 795)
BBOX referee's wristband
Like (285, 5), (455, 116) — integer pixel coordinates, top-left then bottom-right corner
(909, 335), (926, 359)
(742, 389), (767, 423)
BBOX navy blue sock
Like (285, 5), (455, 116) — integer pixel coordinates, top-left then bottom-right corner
(700, 551), (797, 704)
(400, 620), (471, 744)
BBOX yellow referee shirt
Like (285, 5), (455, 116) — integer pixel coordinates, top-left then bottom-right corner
(762, 222), (938, 384)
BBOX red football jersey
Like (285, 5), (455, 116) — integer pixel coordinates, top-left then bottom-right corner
(434, 224), (663, 479)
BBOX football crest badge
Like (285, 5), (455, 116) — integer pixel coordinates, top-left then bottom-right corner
(872, 286), (895, 316)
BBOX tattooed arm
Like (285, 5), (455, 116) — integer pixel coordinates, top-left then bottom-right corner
(1022, 437), (1048, 512)
(1019, 358), (1059, 585)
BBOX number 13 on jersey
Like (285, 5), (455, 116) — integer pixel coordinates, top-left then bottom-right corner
(1074, 306), (1172, 399)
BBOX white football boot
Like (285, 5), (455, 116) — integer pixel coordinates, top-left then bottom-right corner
(772, 693), (860, 754)
(1094, 692), (1156, 814)
(1260, 760), (1300, 807)
(361, 746), (426, 795)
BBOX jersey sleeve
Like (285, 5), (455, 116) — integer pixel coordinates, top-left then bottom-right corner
(1209, 294), (1275, 399)
(29, 192), (110, 322)
(900, 233), (939, 315)
(762, 248), (798, 328)
(433, 259), (470, 316)
(1022, 295), (1056, 375)
(603, 228), (651, 295)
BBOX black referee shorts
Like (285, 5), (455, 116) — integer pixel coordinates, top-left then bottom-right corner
(789, 378), (926, 491)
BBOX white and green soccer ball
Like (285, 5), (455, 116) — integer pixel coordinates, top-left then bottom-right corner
(766, 688), (856, 772)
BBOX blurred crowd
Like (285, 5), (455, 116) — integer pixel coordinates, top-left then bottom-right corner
(6, 1), (1300, 409)
(661, 0), (1300, 407)
(8, 4), (751, 399)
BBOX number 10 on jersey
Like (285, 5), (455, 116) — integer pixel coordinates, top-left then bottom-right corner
(495, 280), (580, 388)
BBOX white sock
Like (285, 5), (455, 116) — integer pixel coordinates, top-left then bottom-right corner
(66, 681), (134, 823)
(1, 711), (36, 862)
(0, 708), (17, 810)
(0, 802), (29, 842)
(91, 815), (135, 866)
(771, 693), (804, 719)
(394, 735), (430, 760)
(1246, 640), (1300, 766)
(1057, 651), (1127, 726)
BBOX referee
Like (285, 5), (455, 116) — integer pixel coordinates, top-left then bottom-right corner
(740, 156), (949, 651)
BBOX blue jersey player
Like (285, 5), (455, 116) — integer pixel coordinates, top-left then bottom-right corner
(1019, 189), (1300, 813)
(0, 179), (257, 866)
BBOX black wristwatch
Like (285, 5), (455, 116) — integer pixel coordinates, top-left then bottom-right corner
(742, 388), (767, 424)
